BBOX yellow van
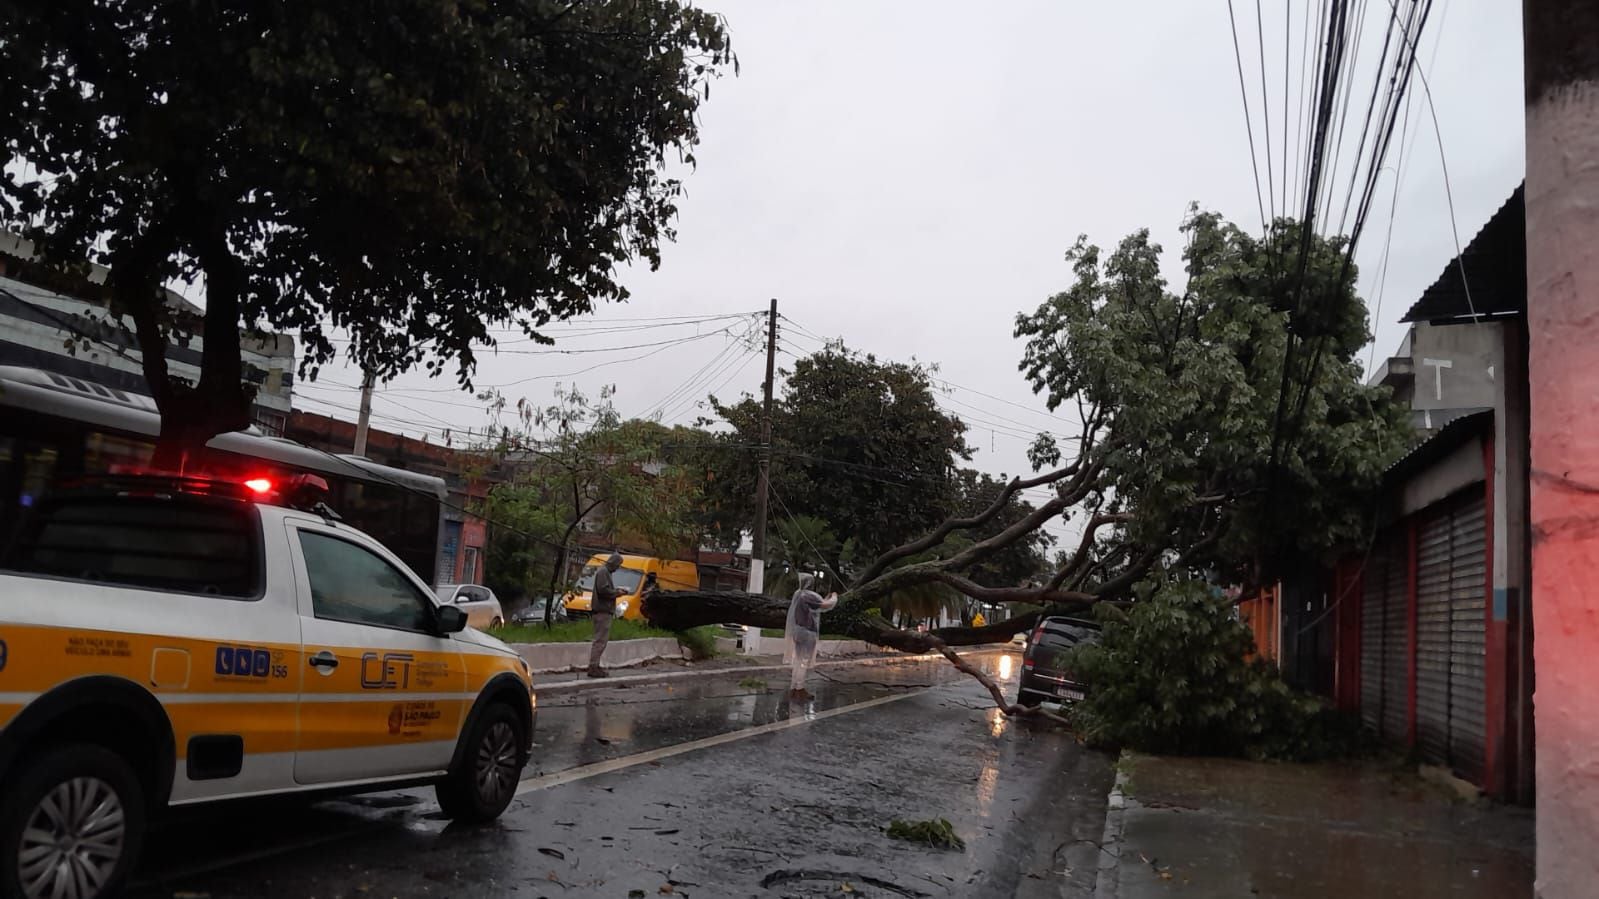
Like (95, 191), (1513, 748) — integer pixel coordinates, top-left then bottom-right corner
(562, 554), (700, 621)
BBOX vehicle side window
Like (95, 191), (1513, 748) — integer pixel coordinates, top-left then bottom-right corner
(298, 530), (435, 632)
(1, 495), (260, 598)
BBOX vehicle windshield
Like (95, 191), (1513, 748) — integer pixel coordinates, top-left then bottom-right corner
(575, 564), (643, 595)
(1032, 625), (1099, 670)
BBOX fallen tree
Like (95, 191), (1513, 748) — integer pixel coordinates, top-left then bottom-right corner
(645, 211), (1409, 721)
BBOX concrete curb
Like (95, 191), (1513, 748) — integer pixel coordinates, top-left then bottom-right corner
(533, 646), (1011, 697)
(511, 637), (688, 674)
(1093, 750), (1132, 899)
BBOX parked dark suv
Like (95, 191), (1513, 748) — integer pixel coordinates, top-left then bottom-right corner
(1016, 616), (1101, 707)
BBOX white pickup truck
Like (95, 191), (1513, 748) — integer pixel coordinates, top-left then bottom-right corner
(0, 473), (536, 899)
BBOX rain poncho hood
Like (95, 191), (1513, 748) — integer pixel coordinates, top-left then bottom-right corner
(783, 574), (838, 665)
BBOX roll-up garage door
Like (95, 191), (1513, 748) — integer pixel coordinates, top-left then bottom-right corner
(1360, 540), (1388, 732)
(1379, 529), (1410, 745)
(1415, 511), (1452, 764)
(1448, 496), (1487, 783)
(1408, 490), (1488, 783)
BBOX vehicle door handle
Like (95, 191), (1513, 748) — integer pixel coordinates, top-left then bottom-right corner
(307, 651), (339, 671)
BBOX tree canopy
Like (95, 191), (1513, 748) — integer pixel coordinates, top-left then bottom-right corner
(0, 0), (734, 452)
(475, 385), (707, 615)
(1013, 209), (1408, 586)
(705, 342), (972, 568)
(648, 209), (1409, 717)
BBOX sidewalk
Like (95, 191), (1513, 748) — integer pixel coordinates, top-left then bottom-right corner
(532, 644), (1009, 695)
(1096, 752), (1534, 899)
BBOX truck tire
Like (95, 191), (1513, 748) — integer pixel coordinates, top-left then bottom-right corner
(1, 743), (146, 899)
(436, 702), (525, 824)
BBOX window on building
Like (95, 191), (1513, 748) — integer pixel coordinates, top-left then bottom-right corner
(252, 408), (287, 437)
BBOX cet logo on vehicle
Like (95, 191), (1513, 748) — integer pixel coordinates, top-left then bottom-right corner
(361, 652), (415, 689)
(214, 645), (273, 678)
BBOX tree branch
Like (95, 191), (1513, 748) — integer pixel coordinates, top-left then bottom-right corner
(1046, 512), (1133, 590)
(938, 451), (1107, 574)
(851, 462), (1081, 587)
(1087, 544), (1163, 600)
(926, 570), (1096, 606)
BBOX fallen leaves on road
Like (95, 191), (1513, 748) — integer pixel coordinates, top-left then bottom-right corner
(886, 817), (965, 850)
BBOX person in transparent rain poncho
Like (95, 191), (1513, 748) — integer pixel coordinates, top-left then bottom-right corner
(783, 573), (838, 700)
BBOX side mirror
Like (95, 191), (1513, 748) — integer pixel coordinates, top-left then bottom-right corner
(436, 605), (469, 634)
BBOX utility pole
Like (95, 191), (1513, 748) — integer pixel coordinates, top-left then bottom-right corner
(1525, 4), (1599, 895)
(353, 368), (375, 457)
(748, 298), (778, 597)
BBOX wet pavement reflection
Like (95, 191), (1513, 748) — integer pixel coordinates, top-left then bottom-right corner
(129, 651), (1017, 894)
(528, 655), (979, 777)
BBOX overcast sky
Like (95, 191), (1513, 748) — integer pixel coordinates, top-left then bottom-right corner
(293, 1), (1526, 545)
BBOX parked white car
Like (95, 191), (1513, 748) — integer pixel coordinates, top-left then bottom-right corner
(435, 583), (506, 629)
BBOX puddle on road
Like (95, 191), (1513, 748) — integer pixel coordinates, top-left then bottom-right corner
(527, 654), (1015, 779)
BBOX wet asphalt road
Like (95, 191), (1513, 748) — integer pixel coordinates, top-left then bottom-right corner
(128, 651), (1116, 898)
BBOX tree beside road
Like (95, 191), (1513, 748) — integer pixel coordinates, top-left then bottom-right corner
(0, 0), (734, 457)
(649, 210), (1408, 718)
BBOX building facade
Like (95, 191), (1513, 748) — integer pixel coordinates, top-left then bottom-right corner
(1265, 186), (1533, 802)
(0, 237), (295, 435)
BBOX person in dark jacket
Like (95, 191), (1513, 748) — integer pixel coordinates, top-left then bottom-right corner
(588, 552), (624, 678)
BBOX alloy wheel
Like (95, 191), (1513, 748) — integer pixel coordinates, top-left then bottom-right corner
(474, 721), (519, 806)
(17, 776), (125, 899)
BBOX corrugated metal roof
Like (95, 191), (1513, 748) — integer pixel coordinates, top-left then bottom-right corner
(1401, 185), (1525, 325)
(1384, 408), (1493, 485)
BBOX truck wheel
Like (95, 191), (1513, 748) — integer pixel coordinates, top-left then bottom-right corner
(436, 702), (525, 824)
(1, 744), (145, 899)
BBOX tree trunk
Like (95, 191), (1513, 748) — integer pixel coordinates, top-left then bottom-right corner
(126, 226), (253, 470)
(641, 589), (1098, 650)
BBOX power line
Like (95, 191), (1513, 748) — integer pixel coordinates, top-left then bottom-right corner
(1361, 0), (1451, 374)
(1227, 0), (1270, 232)
(659, 344), (760, 424)
(1254, 0), (1277, 220)
(357, 327), (741, 394)
(677, 350), (761, 424)
(641, 318), (763, 421)
(1385, 0), (1475, 321)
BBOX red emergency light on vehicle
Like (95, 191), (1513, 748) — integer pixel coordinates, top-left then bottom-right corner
(82, 468), (332, 510)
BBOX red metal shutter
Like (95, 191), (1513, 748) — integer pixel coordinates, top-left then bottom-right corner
(1415, 510), (1453, 765)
